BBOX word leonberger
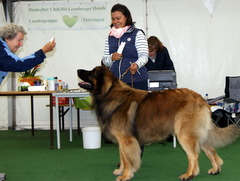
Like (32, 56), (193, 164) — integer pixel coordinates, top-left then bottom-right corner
(77, 66), (239, 181)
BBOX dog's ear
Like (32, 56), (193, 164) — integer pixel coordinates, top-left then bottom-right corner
(93, 66), (117, 95)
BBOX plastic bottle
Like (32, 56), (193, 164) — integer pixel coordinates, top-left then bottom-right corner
(47, 78), (55, 91)
(58, 80), (63, 91)
(62, 82), (68, 92)
(54, 77), (58, 91)
(204, 93), (208, 101)
(42, 78), (47, 87)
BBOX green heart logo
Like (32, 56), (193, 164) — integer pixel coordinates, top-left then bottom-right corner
(63, 15), (78, 28)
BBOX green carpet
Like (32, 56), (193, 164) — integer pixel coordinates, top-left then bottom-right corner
(0, 130), (239, 181)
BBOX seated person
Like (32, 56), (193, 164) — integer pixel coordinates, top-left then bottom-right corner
(146, 36), (175, 143)
(145, 36), (175, 71)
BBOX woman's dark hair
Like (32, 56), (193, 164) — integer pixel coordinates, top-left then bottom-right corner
(110, 4), (135, 27)
(148, 36), (164, 51)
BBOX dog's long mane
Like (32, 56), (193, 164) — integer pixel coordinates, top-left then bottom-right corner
(93, 78), (147, 138)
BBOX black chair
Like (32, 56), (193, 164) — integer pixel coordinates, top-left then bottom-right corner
(209, 76), (240, 127)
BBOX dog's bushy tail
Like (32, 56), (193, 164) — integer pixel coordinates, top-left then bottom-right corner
(206, 123), (240, 148)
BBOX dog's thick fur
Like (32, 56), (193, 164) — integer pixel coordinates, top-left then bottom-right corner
(78, 66), (239, 181)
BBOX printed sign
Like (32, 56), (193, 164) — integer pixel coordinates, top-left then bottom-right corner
(14, 1), (109, 30)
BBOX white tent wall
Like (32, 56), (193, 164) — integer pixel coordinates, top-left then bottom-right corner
(148, 0), (240, 96)
(1, 0), (240, 129)
(0, 2), (8, 129)
(0, 2), (6, 25)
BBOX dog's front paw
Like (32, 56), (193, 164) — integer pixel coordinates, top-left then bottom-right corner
(116, 175), (133, 181)
(179, 174), (193, 180)
(113, 169), (123, 176)
(208, 167), (221, 175)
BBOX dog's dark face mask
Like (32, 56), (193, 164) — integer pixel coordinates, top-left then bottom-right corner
(77, 66), (118, 95)
(77, 69), (94, 91)
(77, 66), (109, 91)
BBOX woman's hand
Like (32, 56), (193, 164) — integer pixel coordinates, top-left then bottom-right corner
(130, 62), (138, 74)
(112, 52), (123, 61)
(42, 39), (56, 54)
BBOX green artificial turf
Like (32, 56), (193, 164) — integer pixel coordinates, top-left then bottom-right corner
(0, 130), (239, 181)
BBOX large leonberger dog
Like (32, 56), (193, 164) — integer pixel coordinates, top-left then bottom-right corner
(77, 66), (239, 181)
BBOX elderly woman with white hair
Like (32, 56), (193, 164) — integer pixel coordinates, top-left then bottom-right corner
(0, 23), (56, 85)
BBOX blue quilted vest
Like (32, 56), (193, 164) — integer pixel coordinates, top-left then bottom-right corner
(108, 26), (148, 84)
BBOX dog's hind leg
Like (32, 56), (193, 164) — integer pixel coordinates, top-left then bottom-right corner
(201, 145), (223, 175)
(113, 134), (141, 181)
(177, 134), (200, 180)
